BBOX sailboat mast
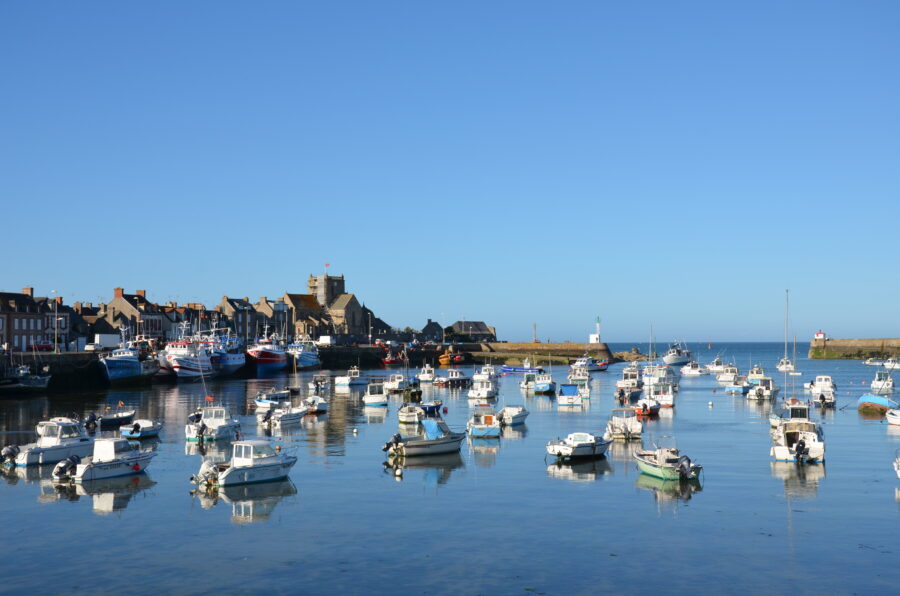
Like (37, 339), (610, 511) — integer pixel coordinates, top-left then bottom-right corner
(783, 289), (789, 361)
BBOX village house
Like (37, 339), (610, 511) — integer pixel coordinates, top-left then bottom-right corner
(447, 320), (497, 342)
(217, 296), (259, 344)
(253, 296), (290, 337)
(103, 288), (166, 340)
(0, 288), (47, 351)
(283, 293), (329, 339)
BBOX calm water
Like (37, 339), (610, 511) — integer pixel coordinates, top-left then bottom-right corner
(1, 342), (898, 595)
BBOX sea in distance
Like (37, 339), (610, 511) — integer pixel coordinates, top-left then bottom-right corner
(0, 342), (897, 595)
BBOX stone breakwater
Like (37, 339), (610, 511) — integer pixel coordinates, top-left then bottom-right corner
(808, 338), (900, 359)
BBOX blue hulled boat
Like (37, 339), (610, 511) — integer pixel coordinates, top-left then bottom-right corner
(857, 393), (899, 413)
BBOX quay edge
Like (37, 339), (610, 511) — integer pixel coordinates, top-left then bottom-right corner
(808, 338), (900, 360)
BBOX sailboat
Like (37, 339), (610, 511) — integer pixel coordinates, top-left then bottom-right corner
(776, 290), (796, 373)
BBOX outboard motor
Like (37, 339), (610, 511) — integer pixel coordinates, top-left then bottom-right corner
(197, 421), (208, 439)
(187, 412), (201, 424)
(382, 433), (402, 452)
(262, 409), (273, 424)
(131, 422), (141, 434)
(795, 439), (808, 462)
(756, 388), (764, 399)
(1, 445), (20, 465)
(676, 455), (693, 479)
(84, 413), (98, 432)
(53, 455), (81, 479)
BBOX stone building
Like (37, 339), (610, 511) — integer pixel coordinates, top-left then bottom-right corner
(283, 293), (328, 339)
(254, 296), (290, 336)
(217, 296), (259, 343)
(448, 321), (496, 342)
(308, 274), (345, 309)
(0, 288), (47, 351)
(328, 293), (366, 335)
(104, 288), (166, 339)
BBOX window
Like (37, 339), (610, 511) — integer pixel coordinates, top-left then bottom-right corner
(14, 319), (19, 330)
(29, 319), (34, 330)
(13, 335), (19, 348)
(37, 319), (42, 330)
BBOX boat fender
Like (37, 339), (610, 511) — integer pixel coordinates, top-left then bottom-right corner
(1, 445), (20, 464)
(132, 463), (141, 471)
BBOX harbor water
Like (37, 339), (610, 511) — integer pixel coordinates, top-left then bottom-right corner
(0, 342), (897, 594)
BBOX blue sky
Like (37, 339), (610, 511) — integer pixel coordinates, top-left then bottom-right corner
(2, 2), (898, 342)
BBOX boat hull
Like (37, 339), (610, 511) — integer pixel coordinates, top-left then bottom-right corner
(74, 453), (156, 482)
(217, 458), (297, 486)
(13, 440), (95, 466)
(857, 394), (899, 414)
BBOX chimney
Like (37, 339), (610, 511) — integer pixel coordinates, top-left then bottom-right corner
(114, 287), (124, 299)
(22, 287), (33, 297)
(86, 302), (93, 309)
(243, 297), (249, 302)
(74, 301), (82, 311)
(136, 289), (146, 298)
(55, 296), (62, 305)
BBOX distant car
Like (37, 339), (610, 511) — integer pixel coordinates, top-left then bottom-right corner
(26, 343), (53, 352)
(84, 343), (104, 352)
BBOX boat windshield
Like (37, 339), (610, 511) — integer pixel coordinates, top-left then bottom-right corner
(37, 423), (59, 438)
(59, 425), (81, 438)
(252, 444), (277, 458)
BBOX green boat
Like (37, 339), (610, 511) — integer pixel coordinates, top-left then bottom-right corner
(633, 441), (701, 481)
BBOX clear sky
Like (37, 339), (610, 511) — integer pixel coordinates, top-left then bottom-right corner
(2, 2), (898, 342)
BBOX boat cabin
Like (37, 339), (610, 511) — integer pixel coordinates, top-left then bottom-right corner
(200, 408), (234, 423)
(347, 367), (361, 379)
(93, 438), (137, 463)
(448, 370), (465, 380)
(232, 441), (279, 466)
(37, 418), (85, 444)
(758, 378), (776, 390)
(366, 383), (385, 396)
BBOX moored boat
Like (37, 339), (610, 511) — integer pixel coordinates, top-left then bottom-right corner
(185, 406), (241, 442)
(570, 354), (608, 372)
(192, 440), (296, 487)
(52, 438), (156, 482)
(467, 405), (501, 438)
(119, 419), (162, 440)
(246, 333), (288, 374)
(857, 393), (899, 414)
(770, 405), (825, 464)
(603, 408), (643, 441)
(557, 383), (582, 406)
(662, 341), (692, 366)
(1, 417), (94, 467)
(335, 366), (368, 387)
(382, 419), (466, 457)
(362, 382), (388, 406)
(870, 370), (894, 394)
(546, 432), (611, 461)
(533, 373), (557, 395)
(680, 361), (709, 376)
(634, 440), (701, 481)
(497, 405), (528, 426)
(416, 364), (436, 383)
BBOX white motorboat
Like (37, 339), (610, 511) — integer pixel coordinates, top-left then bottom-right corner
(770, 399), (825, 463)
(2, 417), (94, 467)
(308, 375), (329, 393)
(302, 395), (328, 414)
(864, 357), (884, 366)
(616, 364), (643, 390)
(497, 405), (528, 426)
(680, 361), (709, 376)
(716, 365), (740, 384)
(468, 379), (498, 400)
(648, 381), (675, 408)
(557, 383), (582, 406)
(473, 364), (499, 381)
(433, 369), (469, 387)
(119, 419), (162, 440)
(398, 404), (426, 424)
(416, 364), (436, 383)
(286, 336), (321, 370)
(185, 407), (241, 442)
(884, 358), (900, 371)
(870, 370), (894, 394)
(519, 372), (537, 390)
(385, 374), (410, 393)
(661, 341), (692, 366)
(258, 406), (309, 426)
(568, 367), (591, 385)
(467, 405), (501, 438)
(643, 365), (678, 391)
(706, 357), (726, 373)
(362, 382), (388, 406)
(335, 366), (368, 387)
(52, 438), (156, 482)
(804, 375), (836, 394)
(776, 358), (795, 373)
(193, 440), (297, 487)
(748, 377), (780, 401)
(382, 419), (466, 457)
(813, 389), (836, 408)
(776, 290), (795, 373)
(546, 432), (611, 461)
(569, 354), (608, 372)
(602, 408), (642, 441)
(254, 388), (291, 410)
(886, 409), (900, 426)
(747, 365), (766, 383)
(634, 397), (661, 417)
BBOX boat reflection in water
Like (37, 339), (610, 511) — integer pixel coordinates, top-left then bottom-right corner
(546, 458), (613, 483)
(0, 463), (52, 486)
(607, 440), (641, 465)
(185, 438), (235, 463)
(634, 474), (702, 509)
(501, 424), (528, 440)
(363, 406), (388, 424)
(383, 453), (464, 486)
(42, 475), (157, 515)
(469, 437), (500, 468)
(770, 462), (826, 499)
(193, 479), (298, 524)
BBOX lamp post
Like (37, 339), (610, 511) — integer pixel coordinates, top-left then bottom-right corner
(51, 290), (58, 354)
